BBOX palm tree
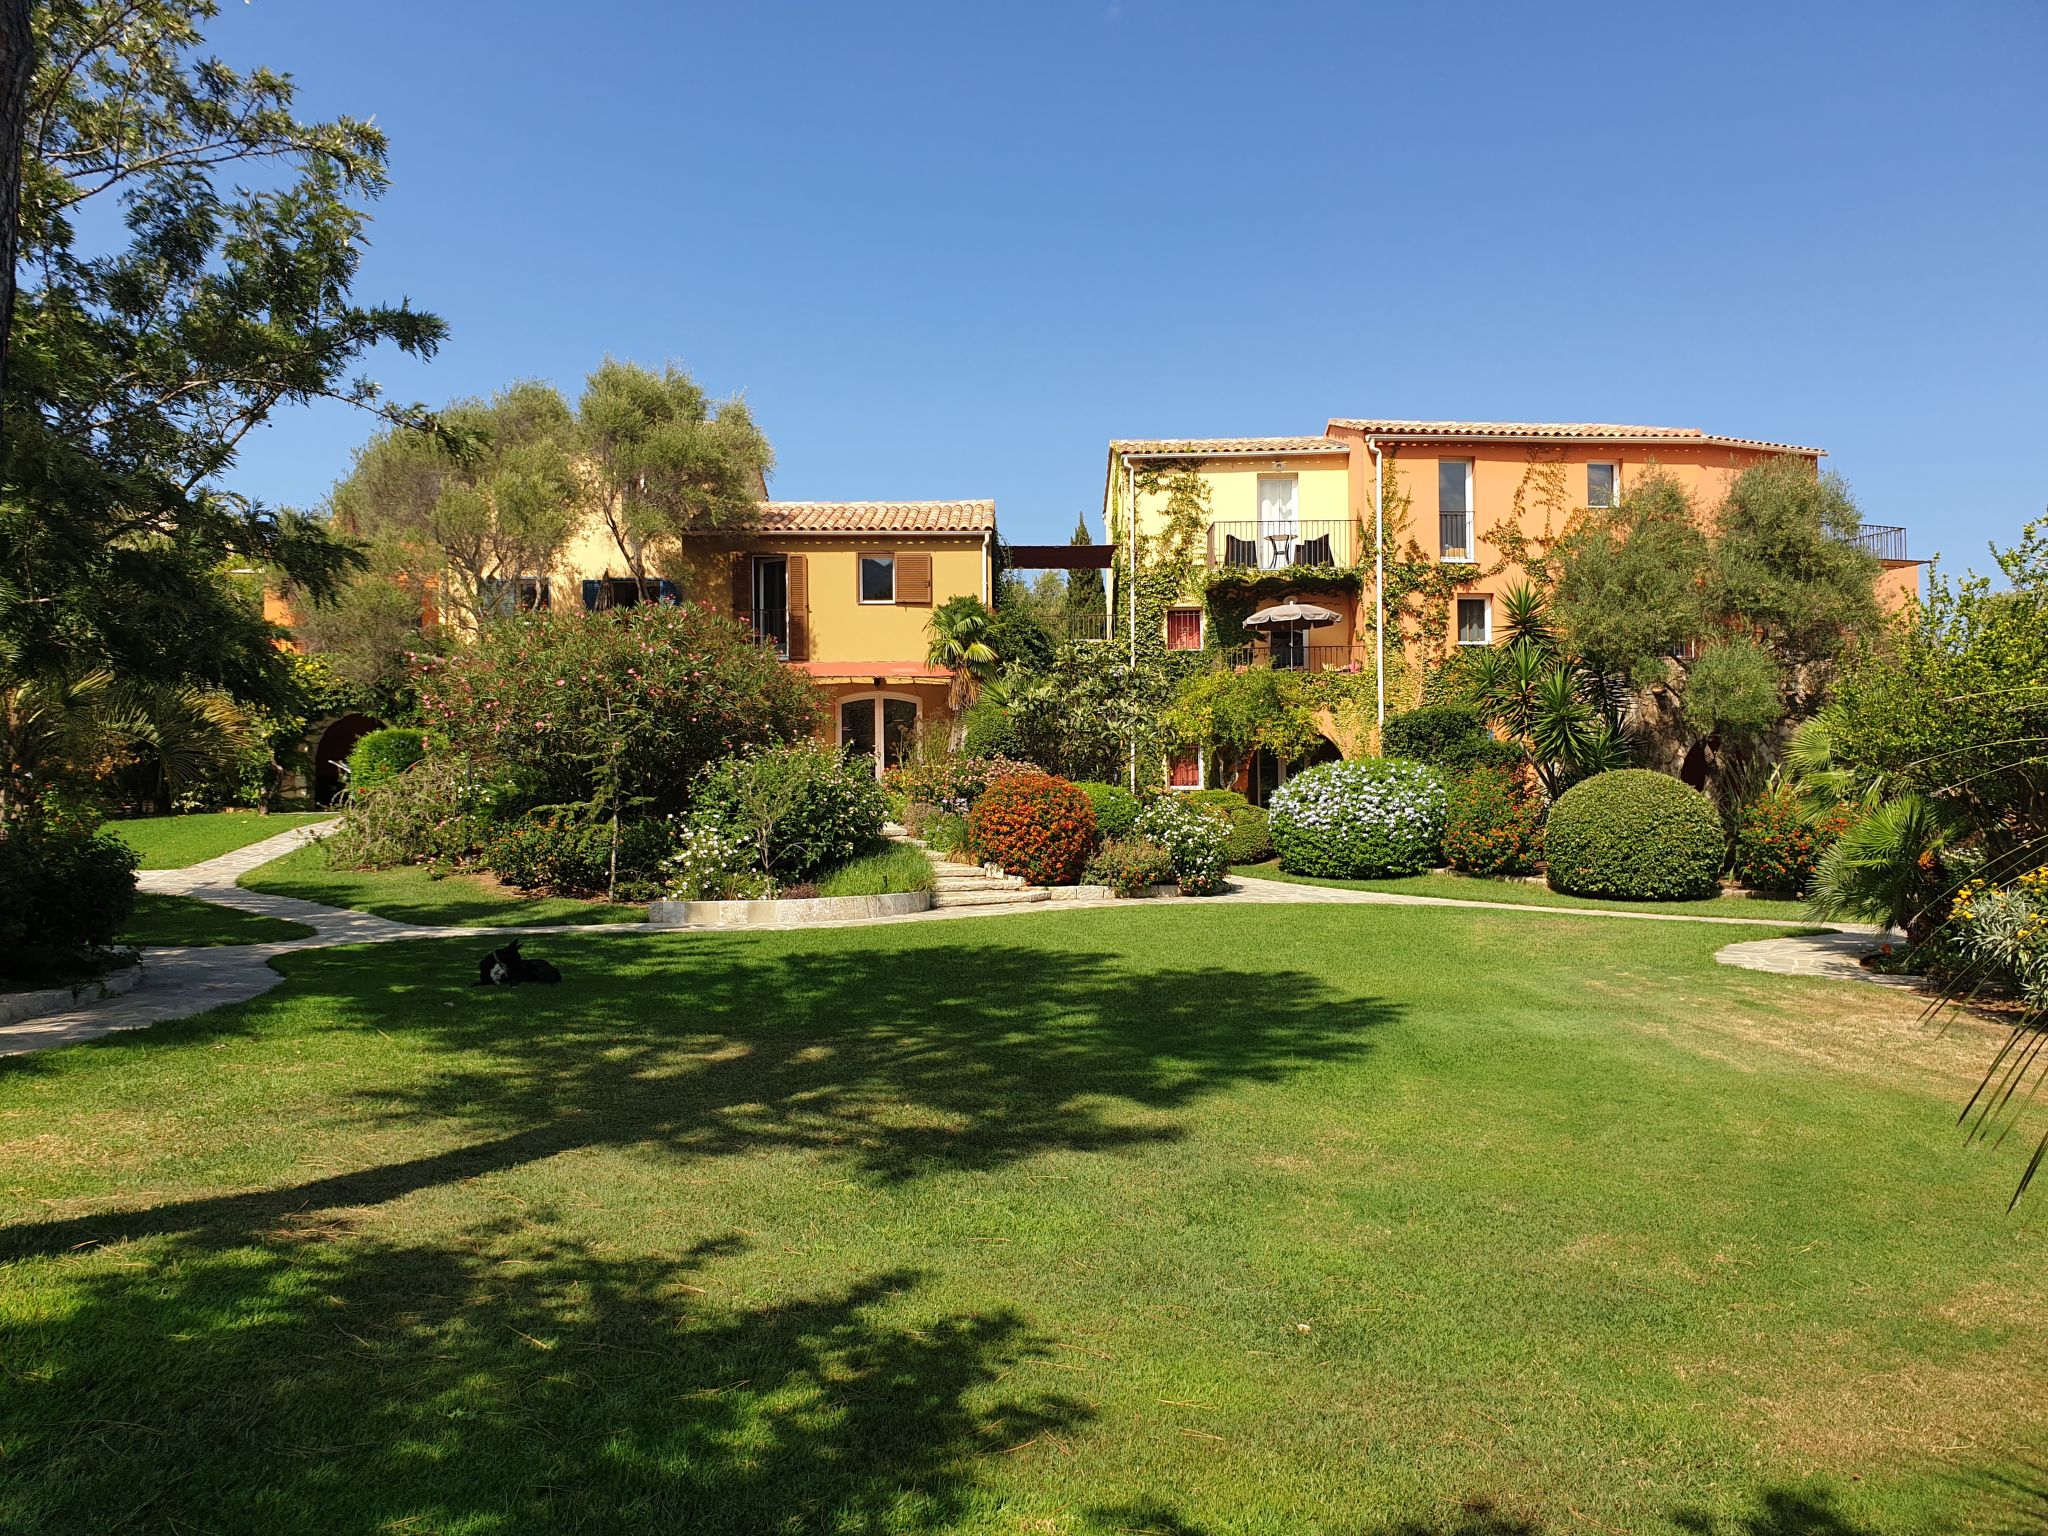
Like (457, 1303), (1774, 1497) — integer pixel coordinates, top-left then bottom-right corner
(927, 597), (1003, 749)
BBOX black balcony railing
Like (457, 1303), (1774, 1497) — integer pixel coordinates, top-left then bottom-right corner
(1218, 641), (1371, 675)
(1439, 510), (1475, 560)
(1847, 523), (1909, 562)
(1206, 519), (1353, 571)
(753, 604), (788, 657)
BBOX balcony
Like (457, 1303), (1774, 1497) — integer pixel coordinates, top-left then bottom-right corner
(1439, 510), (1476, 561)
(1848, 523), (1910, 562)
(1218, 640), (1371, 675)
(1206, 520), (1353, 571)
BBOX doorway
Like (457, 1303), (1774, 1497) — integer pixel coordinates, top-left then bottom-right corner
(837, 694), (920, 778)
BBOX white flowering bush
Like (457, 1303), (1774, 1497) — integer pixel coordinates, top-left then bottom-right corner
(1134, 796), (1230, 896)
(663, 822), (773, 901)
(1269, 758), (1447, 878)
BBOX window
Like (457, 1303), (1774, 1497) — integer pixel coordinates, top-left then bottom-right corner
(1456, 596), (1491, 647)
(1439, 460), (1474, 558)
(752, 557), (789, 657)
(1168, 750), (1203, 789)
(480, 576), (549, 616)
(1255, 475), (1299, 569)
(859, 554), (895, 603)
(1587, 462), (1618, 509)
(1165, 608), (1203, 651)
(838, 694), (920, 777)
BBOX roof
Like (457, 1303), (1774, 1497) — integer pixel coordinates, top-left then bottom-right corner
(755, 500), (996, 534)
(1325, 419), (1824, 457)
(1108, 436), (1350, 457)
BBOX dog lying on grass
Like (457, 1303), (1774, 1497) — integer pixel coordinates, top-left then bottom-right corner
(474, 939), (562, 987)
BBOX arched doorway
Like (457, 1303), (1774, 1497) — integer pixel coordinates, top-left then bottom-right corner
(835, 692), (921, 778)
(1244, 735), (1342, 807)
(312, 713), (382, 805)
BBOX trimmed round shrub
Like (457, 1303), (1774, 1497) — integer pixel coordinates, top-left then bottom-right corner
(1441, 767), (1543, 876)
(968, 773), (1096, 885)
(0, 824), (139, 981)
(1074, 780), (1140, 839)
(1134, 796), (1230, 895)
(1221, 805), (1273, 864)
(1382, 705), (1523, 771)
(1544, 769), (1724, 900)
(346, 728), (437, 791)
(1269, 758), (1447, 878)
(693, 743), (888, 882)
(1083, 837), (1174, 896)
(1732, 787), (1853, 895)
(959, 699), (1019, 759)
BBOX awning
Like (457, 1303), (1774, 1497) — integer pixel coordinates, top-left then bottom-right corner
(1241, 602), (1342, 631)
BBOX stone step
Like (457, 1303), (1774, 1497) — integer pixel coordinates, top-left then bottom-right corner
(934, 876), (1027, 892)
(931, 888), (1051, 909)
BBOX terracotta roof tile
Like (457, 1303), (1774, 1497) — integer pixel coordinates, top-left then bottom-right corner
(755, 500), (996, 533)
(1326, 419), (1824, 457)
(1109, 436), (1350, 456)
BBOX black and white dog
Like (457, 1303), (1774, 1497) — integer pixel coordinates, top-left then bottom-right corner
(474, 939), (562, 987)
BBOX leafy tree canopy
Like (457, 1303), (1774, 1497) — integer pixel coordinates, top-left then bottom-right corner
(0, 0), (445, 712)
(1549, 472), (1709, 683)
(1708, 458), (1881, 667)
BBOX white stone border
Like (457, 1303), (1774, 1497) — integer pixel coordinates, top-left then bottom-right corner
(0, 957), (145, 1027)
(647, 891), (932, 927)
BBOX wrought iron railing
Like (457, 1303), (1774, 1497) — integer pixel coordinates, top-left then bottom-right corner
(1217, 641), (1371, 675)
(1206, 520), (1353, 571)
(753, 604), (788, 657)
(1847, 523), (1909, 561)
(1439, 510), (1476, 560)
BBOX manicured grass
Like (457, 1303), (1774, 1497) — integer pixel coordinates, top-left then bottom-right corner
(815, 840), (937, 897)
(106, 811), (333, 869)
(118, 894), (316, 947)
(1236, 861), (1823, 922)
(238, 842), (643, 927)
(1, 905), (2039, 1533)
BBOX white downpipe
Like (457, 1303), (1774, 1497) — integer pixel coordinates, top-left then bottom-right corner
(1125, 456), (1138, 793)
(1370, 439), (1386, 731)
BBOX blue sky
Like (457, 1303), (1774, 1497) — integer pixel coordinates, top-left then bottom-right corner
(211, 0), (2046, 575)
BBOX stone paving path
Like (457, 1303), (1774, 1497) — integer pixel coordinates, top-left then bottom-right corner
(0, 823), (1903, 1058)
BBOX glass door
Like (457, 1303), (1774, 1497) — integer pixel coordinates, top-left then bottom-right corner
(1256, 475), (1299, 570)
(752, 557), (789, 656)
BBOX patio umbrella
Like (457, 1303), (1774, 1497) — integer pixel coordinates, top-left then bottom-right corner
(1240, 602), (1341, 631)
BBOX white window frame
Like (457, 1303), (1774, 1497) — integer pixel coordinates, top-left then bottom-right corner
(1455, 595), (1492, 647)
(1439, 460), (1475, 559)
(1165, 745), (1206, 791)
(836, 691), (922, 777)
(1165, 606), (1204, 651)
(858, 554), (896, 605)
(1586, 462), (1619, 509)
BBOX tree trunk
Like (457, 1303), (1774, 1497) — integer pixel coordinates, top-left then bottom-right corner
(0, 0), (33, 419)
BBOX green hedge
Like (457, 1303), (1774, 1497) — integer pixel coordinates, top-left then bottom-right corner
(346, 728), (436, 791)
(1382, 705), (1524, 771)
(0, 825), (139, 981)
(1073, 781), (1140, 839)
(1543, 769), (1724, 901)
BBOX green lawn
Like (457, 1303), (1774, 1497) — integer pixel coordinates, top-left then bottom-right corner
(1, 905), (2039, 1534)
(106, 811), (333, 869)
(238, 842), (644, 927)
(118, 893), (317, 947)
(1235, 862), (1824, 923)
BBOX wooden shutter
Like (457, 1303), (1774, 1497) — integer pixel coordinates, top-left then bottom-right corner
(581, 579), (601, 611)
(730, 555), (752, 626)
(896, 551), (933, 606)
(785, 553), (809, 661)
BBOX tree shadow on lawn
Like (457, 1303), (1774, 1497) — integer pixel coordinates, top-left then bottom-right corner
(2, 1222), (1090, 1534)
(1086, 1487), (1889, 1535)
(0, 932), (1395, 1260)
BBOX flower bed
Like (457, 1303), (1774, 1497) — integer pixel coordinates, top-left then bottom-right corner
(1268, 759), (1447, 879)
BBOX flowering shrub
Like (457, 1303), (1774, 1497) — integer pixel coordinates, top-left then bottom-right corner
(1073, 781), (1140, 839)
(967, 773), (1096, 885)
(885, 754), (1041, 815)
(416, 605), (820, 818)
(1134, 796), (1230, 895)
(1269, 759), (1448, 879)
(1544, 769), (1723, 900)
(1731, 787), (1854, 894)
(1945, 866), (2048, 1006)
(1083, 837), (1174, 896)
(1182, 790), (1272, 864)
(663, 822), (774, 901)
(1441, 768), (1543, 876)
(692, 743), (888, 881)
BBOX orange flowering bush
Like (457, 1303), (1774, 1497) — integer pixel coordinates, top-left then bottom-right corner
(1732, 787), (1854, 894)
(967, 773), (1097, 886)
(1441, 767), (1543, 876)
